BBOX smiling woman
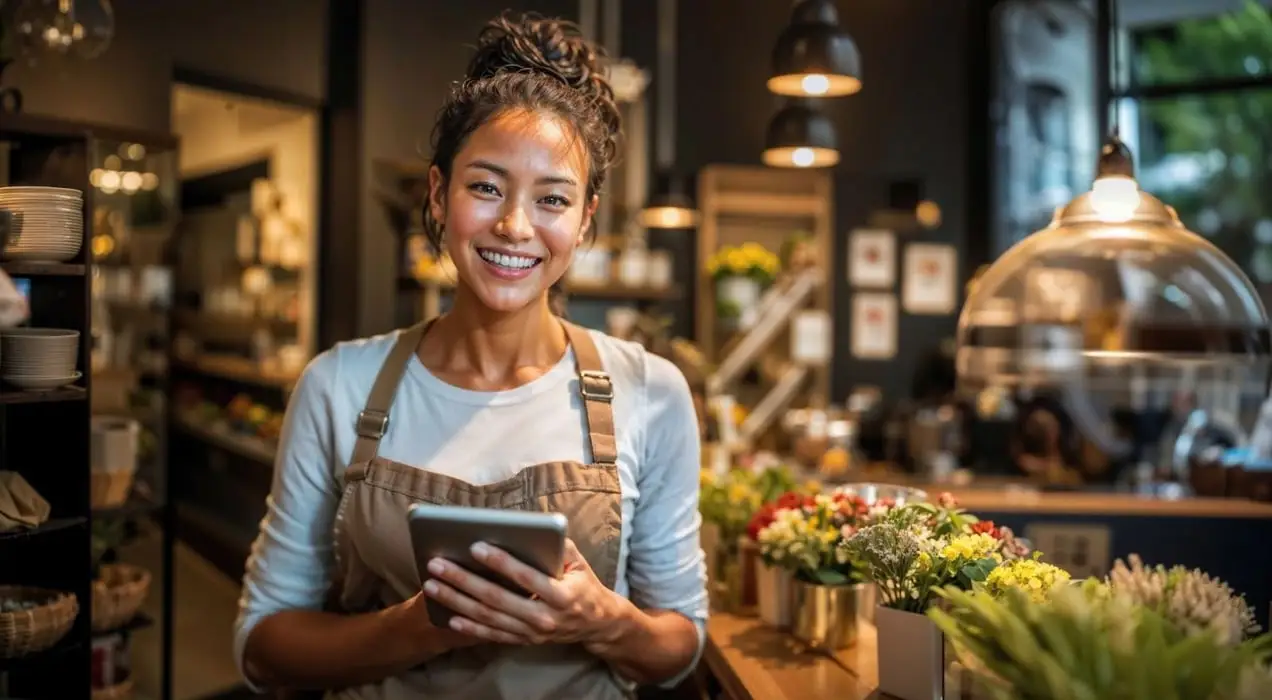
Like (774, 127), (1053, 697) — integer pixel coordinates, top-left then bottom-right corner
(233, 11), (707, 700)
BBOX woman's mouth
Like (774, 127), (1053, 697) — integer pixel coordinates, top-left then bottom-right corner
(476, 247), (543, 281)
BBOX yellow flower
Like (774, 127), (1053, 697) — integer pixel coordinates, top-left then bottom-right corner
(985, 558), (1072, 603)
(941, 533), (1002, 563)
(699, 469), (716, 488)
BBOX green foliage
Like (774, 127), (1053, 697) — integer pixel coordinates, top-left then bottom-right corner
(1133, 1), (1272, 276)
(930, 584), (1272, 700)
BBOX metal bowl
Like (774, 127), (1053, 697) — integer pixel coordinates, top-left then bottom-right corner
(834, 482), (928, 506)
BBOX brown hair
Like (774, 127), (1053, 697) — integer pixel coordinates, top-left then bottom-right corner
(423, 13), (623, 314)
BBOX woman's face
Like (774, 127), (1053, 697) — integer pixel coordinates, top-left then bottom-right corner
(429, 108), (597, 313)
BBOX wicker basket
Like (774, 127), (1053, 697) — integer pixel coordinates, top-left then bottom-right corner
(92, 564), (151, 632)
(90, 467), (137, 510)
(0, 586), (79, 658)
(92, 678), (134, 700)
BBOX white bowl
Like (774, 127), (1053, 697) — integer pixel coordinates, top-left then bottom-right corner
(3, 371), (81, 391)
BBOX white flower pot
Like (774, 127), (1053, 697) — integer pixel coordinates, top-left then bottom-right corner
(716, 276), (762, 329)
(875, 605), (946, 700)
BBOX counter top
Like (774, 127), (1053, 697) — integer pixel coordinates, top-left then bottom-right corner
(703, 612), (879, 700)
(933, 486), (1272, 519)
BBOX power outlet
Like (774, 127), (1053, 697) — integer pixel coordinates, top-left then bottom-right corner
(1024, 523), (1113, 579)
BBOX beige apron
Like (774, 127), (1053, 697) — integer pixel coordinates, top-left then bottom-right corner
(327, 321), (631, 700)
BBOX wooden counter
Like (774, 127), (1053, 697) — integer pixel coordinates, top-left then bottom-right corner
(938, 487), (1272, 519)
(702, 612), (881, 700)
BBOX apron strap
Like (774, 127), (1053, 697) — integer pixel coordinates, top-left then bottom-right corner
(349, 322), (429, 465)
(562, 322), (618, 466)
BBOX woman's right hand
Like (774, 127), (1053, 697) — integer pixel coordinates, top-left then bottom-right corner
(395, 590), (484, 657)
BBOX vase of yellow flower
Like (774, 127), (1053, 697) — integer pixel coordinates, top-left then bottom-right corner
(841, 498), (1002, 700)
(706, 243), (780, 329)
(699, 466), (797, 613)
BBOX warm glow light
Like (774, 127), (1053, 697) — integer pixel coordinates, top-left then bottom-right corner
(1090, 175), (1141, 223)
(767, 73), (861, 97)
(140, 173), (160, 191)
(120, 171), (143, 194)
(916, 200), (942, 229)
(98, 170), (121, 194)
(639, 205), (699, 229)
(762, 146), (839, 169)
(800, 74), (830, 95)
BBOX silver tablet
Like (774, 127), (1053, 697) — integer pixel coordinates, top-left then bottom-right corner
(406, 503), (568, 628)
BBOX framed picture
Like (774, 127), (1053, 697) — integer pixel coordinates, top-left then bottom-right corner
(848, 229), (896, 288)
(851, 293), (897, 359)
(903, 243), (958, 314)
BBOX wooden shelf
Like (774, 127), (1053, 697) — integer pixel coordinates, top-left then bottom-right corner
(1, 262), (87, 277)
(173, 416), (276, 465)
(0, 386), (86, 404)
(0, 636), (84, 672)
(173, 354), (299, 391)
(0, 516), (87, 542)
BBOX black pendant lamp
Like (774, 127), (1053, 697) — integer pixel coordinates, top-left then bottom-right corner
(762, 99), (840, 168)
(639, 0), (699, 230)
(768, 0), (862, 98)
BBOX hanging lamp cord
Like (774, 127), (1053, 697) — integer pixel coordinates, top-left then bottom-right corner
(1108, 0), (1122, 138)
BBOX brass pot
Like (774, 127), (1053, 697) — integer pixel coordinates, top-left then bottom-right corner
(790, 580), (875, 650)
(755, 563), (794, 629)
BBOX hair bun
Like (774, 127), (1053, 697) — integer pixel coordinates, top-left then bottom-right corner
(469, 13), (613, 103)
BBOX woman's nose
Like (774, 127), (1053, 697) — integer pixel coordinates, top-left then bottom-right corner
(495, 206), (534, 242)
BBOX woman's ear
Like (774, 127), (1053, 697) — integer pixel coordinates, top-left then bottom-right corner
(428, 165), (447, 226)
(578, 194), (599, 245)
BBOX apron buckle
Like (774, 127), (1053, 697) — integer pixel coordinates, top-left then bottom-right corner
(579, 370), (613, 403)
(356, 409), (390, 438)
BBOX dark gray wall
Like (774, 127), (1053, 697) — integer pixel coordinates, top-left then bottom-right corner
(5, 0), (328, 132)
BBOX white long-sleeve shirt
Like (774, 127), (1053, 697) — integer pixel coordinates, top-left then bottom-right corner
(233, 327), (709, 690)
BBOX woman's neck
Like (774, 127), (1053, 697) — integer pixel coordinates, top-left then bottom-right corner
(417, 285), (568, 391)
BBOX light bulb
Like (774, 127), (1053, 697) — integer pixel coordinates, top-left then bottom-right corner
(800, 74), (830, 96)
(1089, 175), (1140, 223)
(791, 147), (815, 167)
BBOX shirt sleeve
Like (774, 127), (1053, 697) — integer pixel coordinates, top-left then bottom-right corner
(627, 352), (710, 688)
(233, 349), (342, 690)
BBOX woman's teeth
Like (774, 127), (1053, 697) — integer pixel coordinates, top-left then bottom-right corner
(478, 249), (541, 269)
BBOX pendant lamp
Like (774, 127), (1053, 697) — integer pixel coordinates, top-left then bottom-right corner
(762, 100), (839, 168)
(768, 0), (862, 98)
(639, 0), (699, 229)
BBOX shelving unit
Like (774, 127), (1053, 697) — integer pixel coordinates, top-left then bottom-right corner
(0, 115), (179, 700)
(0, 115), (94, 700)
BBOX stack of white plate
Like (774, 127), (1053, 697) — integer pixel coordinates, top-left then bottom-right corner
(1, 328), (81, 391)
(0, 186), (84, 262)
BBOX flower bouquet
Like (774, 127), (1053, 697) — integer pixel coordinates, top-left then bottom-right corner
(839, 495), (1010, 700)
(929, 560), (1272, 700)
(752, 489), (904, 648)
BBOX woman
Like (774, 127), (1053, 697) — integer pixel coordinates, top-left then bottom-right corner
(235, 13), (707, 699)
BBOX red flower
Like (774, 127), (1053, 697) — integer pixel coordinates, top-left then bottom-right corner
(971, 520), (1003, 539)
(937, 492), (958, 508)
(746, 504), (779, 541)
(776, 492), (804, 509)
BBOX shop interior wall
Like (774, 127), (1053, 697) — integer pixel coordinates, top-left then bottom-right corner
(4, 0), (328, 133)
(9, 0), (982, 405)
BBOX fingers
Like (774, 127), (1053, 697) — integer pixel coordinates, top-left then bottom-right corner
(448, 616), (531, 645)
(423, 575), (545, 641)
(469, 542), (568, 608)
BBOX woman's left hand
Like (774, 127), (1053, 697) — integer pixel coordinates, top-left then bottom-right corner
(422, 538), (628, 647)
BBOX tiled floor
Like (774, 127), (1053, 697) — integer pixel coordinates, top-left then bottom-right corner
(120, 531), (245, 700)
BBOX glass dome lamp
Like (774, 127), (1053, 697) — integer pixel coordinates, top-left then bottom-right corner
(956, 136), (1272, 487)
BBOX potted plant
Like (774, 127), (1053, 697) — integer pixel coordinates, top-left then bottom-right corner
(753, 488), (906, 648)
(699, 464), (796, 612)
(705, 243), (780, 329)
(841, 497), (1007, 699)
(930, 563), (1272, 699)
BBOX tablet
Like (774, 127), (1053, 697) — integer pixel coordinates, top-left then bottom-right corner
(407, 503), (568, 628)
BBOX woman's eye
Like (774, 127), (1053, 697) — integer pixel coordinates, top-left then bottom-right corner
(541, 194), (570, 208)
(469, 182), (500, 196)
